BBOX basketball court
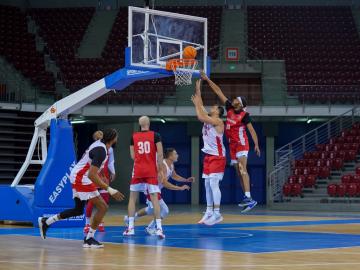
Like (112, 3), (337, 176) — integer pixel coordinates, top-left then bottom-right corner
(1, 207), (360, 269)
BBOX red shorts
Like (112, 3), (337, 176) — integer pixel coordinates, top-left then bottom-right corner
(229, 143), (249, 164)
(202, 154), (226, 179)
(130, 177), (160, 193)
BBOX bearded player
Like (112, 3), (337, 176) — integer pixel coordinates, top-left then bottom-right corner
(124, 148), (194, 235)
(201, 71), (260, 213)
(192, 79), (226, 226)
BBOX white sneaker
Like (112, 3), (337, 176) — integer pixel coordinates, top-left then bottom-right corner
(123, 227), (135, 236)
(198, 212), (213, 224)
(156, 228), (165, 239)
(124, 215), (129, 226)
(204, 213), (223, 226)
(145, 226), (157, 235)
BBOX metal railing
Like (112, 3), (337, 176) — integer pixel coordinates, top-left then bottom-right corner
(268, 106), (360, 204)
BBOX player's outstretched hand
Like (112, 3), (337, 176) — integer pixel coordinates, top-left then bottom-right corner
(181, 185), (190, 191)
(255, 145), (261, 157)
(107, 187), (125, 201)
(186, 177), (195, 183)
(200, 70), (208, 81)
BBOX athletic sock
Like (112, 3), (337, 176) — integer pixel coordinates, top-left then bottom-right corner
(85, 217), (90, 225)
(156, 219), (162, 230)
(214, 208), (220, 216)
(86, 227), (96, 240)
(46, 215), (59, 226)
(245, 192), (251, 198)
(206, 206), (213, 214)
(128, 217), (135, 228)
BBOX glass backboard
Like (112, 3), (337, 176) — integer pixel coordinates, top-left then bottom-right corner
(128, 6), (208, 75)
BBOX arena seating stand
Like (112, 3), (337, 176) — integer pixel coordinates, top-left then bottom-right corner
(0, 5), (55, 93)
(283, 123), (360, 197)
(247, 6), (360, 104)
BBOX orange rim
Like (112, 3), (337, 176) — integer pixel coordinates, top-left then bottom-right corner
(166, 59), (197, 71)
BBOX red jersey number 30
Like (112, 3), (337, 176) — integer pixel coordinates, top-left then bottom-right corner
(137, 141), (151, 154)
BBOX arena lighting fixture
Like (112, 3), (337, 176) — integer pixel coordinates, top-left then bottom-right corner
(160, 118), (166, 123)
(306, 118), (312, 124)
(70, 119), (86, 124)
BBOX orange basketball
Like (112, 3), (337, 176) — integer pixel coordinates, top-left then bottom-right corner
(183, 46), (197, 59)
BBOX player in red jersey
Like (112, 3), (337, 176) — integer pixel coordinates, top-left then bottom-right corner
(123, 116), (166, 239)
(201, 71), (260, 213)
(38, 129), (125, 248)
(192, 79), (226, 225)
(84, 130), (116, 233)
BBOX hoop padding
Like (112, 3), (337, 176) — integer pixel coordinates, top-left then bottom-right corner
(166, 59), (198, 86)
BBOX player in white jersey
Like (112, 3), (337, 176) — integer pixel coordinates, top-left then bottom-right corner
(124, 148), (195, 235)
(38, 129), (125, 248)
(191, 79), (226, 226)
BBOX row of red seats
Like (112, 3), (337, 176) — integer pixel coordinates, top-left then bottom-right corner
(283, 183), (303, 197)
(328, 183), (360, 197)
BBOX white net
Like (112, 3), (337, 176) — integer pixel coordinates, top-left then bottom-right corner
(170, 59), (198, 86)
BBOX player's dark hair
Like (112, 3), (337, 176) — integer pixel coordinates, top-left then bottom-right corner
(164, 148), (176, 158)
(217, 105), (224, 117)
(102, 128), (118, 144)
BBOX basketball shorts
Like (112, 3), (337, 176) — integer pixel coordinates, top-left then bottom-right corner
(72, 183), (100, 201)
(202, 154), (226, 179)
(229, 143), (249, 165)
(130, 177), (160, 194)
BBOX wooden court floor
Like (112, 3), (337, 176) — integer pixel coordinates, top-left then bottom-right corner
(1, 206), (360, 270)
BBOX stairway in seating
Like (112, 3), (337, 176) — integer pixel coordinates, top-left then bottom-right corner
(0, 110), (42, 185)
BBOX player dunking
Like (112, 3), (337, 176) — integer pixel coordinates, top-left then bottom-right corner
(124, 148), (194, 235)
(192, 79), (226, 225)
(38, 129), (125, 248)
(201, 71), (260, 213)
(123, 116), (166, 238)
(84, 130), (116, 233)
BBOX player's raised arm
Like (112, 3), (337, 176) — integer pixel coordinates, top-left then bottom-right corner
(247, 122), (261, 157)
(191, 80), (222, 127)
(200, 70), (228, 105)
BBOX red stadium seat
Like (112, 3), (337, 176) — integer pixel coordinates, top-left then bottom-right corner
(346, 183), (357, 197)
(297, 175), (306, 187)
(356, 166), (360, 175)
(337, 183), (347, 197)
(291, 183), (303, 196)
(288, 175), (298, 184)
(341, 175), (351, 184)
(305, 175), (316, 187)
(327, 184), (337, 197)
(318, 167), (330, 179)
(283, 183), (292, 197)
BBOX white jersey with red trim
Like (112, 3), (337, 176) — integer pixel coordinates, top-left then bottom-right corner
(70, 140), (108, 186)
(144, 159), (174, 198)
(201, 123), (226, 157)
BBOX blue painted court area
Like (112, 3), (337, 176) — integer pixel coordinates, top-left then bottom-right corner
(2, 219), (360, 253)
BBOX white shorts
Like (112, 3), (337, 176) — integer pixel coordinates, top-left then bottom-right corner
(230, 151), (249, 165)
(130, 183), (160, 194)
(72, 189), (100, 201)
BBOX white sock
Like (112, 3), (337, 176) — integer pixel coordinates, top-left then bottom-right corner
(214, 208), (220, 216)
(205, 178), (214, 207)
(206, 205), (213, 214)
(86, 227), (96, 240)
(156, 219), (162, 230)
(245, 192), (251, 198)
(129, 217), (135, 228)
(210, 178), (221, 206)
(148, 219), (156, 229)
(85, 217), (90, 225)
(46, 215), (59, 226)
(99, 222), (104, 227)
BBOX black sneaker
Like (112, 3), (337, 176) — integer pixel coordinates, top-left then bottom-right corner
(83, 237), (104, 248)
(38, 217), (49, 240)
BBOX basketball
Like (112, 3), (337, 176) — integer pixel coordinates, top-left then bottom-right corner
(183, 46), (197, 59)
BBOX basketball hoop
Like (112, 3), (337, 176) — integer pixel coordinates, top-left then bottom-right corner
(166, 59), (198, 86)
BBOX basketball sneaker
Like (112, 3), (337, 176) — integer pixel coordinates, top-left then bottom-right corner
(83, 237), (104, 248)
(238, 196), (253, 207)
(98, 223), (105, 232)
(156, 228), (165, 239)
(241, 199), (257, 213)
(38, 217), (49, 240)
(123, 227), (135, 236)
(145, 226), (157, 236)
(204, 213), (223, 226)
(197, 212), (213, 224)
(83, 224), (90, 234)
